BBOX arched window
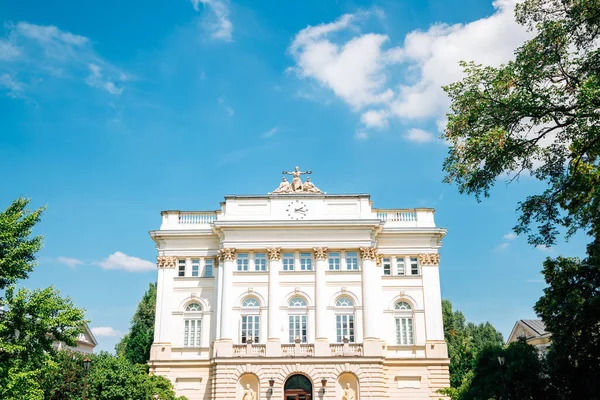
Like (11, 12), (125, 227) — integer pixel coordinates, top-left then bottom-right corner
(183, 302), (202, 347)
(288, 296), (308, 343)
(335, 296), (355, 343)
(240, 297), (260, 343)
(394, 300), (414, 345)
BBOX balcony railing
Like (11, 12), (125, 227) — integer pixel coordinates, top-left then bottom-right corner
(233, 344), (266, 357)
(282, 343), (314, 357)
(375, 209), (417, 222)
(178, 212), (218, 224)
(330, 343), (362, 356)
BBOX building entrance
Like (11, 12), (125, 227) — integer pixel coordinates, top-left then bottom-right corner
(284, 374), (312, 400)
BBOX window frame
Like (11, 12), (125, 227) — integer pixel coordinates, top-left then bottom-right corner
(328, 252), (341, 270)
(183, 302), (202, 347)
(254, 253), (267, 271)
(204, 259), (214, 277)
(383, 257), (391, 275)
(345, 251), (359, 270)
(334, 296), (355, 343)
(178, 259), (186, 277)
(282, 252), (295, 271)
(394, 300), (414, 346)
(240, 296), (260, 343)
(237, 253), (249, 271)
(299, 252), (313, 271)
(410, 257), (419, 275)
(397, 257), (405, 276)
(191, 259), (200, 277)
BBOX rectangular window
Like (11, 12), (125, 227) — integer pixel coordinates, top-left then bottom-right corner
(254, 253), (267, 271)
(300, 253), (312, 271)
(328, 252), (341, 270)
(410, 257), (419, 275)
(395, 317), (414, 345)
(383, 258), (391, 275)
(204, 259), (213, 277)
(178, 259), (186, 277)
(346, 252), (359, 270)
(183, 319), (201, 347)
(241, 315), (260, 343)
(397, 257), (405, 276)
(336, 315), (355, 342)
(191, 259), (200, 277)
(282, 253), (295, 271)
(288, 315), (307, 343)
(237, 253), (249, 271)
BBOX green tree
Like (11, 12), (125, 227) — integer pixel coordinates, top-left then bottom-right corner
(39, 350), (187, 400)
(441, 300), (504, 389)
(463, 338), (547, 400)
(116, 282), (157, 365)
(0, 198), (86, 399)
(442, 0), (600, 249)
(534, 252), (600, 399)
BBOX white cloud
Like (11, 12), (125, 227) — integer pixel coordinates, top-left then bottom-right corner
(191, 0), (233, 42)
(355, 130), (368, 140)
(0, 73), (24, 98)
(84, 63), (123, 95)
(503, 232), (517, 241)
(218, 96), (234, 116)
(496, 242), (510, 250)
(0, 22), (126, 99)
(261, 127), (278, 138)
(91, 326), (122, 337)
(0, 40), (20, 60)
(536, 244), (554, 253)
(287, 0), (531, 137)
(361, 109), (389, 129)
(404, 128), (434, 143)
(57, 256), (83, 268)
(95, 252), (155, 272)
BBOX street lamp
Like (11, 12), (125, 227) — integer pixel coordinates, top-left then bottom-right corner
(321, 378), (327, 394)
(497, 355), (507, 400)
(82, 357), (91, 400)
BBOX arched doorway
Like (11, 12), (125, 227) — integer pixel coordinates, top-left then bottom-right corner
(284, 374), (312, 400)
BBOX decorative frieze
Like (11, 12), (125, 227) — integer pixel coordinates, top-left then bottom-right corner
(218, 248), (236, 262)
(267, 248), (282, 261)
(157, 256), (177, 269)
(419, 253), (440, 266)
(313, 247), (328, 260)
(359, 247), (378, 261)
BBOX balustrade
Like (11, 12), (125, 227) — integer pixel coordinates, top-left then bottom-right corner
(375, 209), (417, 222)
(178, 212), (218, 224)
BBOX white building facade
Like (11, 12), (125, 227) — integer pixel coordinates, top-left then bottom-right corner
(149, 174), (449, 399)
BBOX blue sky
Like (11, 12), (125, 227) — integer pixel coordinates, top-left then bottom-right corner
(1, 0), (587, 352)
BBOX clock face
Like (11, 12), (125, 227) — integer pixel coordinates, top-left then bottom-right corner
(286, 200), (308, 220)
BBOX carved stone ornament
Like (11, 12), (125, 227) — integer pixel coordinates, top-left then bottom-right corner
(376, 253), (384, 266)
(157, 256), (177, 269)
(267, 248), (282, 261)
(419, 253), (440, 266)
(359, 247), (378, 261)
(313, 247), (328, 260)
(218, 248), (236, 262)
(271, 166), (324, 194)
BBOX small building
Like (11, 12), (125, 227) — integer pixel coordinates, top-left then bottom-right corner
(149, 168), (450, 399)
(52, 323), (98, 354)
(506, 319), (551, 354)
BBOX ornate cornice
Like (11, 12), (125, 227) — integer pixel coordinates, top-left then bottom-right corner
(359, 247), (378, 261)
(313, 247), (328, 260)
(157, 256), (177, 269)
(267, 248), (281, 261)
(218, 248), (236, 262)
(419, 253), (440, 266)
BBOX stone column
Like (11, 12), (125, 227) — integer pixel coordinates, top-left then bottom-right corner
(266, 248), (282, 356)
(212, 256), (222, 341)
(214, 248), (235, 357)
(150, 256), (176, 361)
(420, 253), (448, 358)
(314, 247), (330, 356)
(360, 247), (383, 356)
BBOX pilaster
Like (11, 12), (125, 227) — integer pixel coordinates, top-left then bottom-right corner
(267, 248), (282, 356)
(420, 253), (447, 357)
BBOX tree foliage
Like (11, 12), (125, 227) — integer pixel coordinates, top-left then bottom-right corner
(442, 300), (504, 389)
(534, 251), (600, 398)
(116, 282), (156, 365)
(39, 350), (187, 400)
(0, 197), (44, 290)
(442, 0), (600, 248)
(0, 198), (86, 399)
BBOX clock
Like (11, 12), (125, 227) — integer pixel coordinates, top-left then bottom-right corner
(286, 200), (308, 220)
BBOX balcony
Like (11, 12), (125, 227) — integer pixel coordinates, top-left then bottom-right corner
(227, 343), (364, 357)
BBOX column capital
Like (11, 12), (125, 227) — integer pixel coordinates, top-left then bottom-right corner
(157, 256), (177, 269)
(218, 248), (236, 262)
(313, 247), (328, 260)
(359, 247), (378, 261)
(267, 248), (281, 261)
(419, 253), (440, 266)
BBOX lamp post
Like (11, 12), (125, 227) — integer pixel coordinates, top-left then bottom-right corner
(497, 356), (507, 400)
(321, 378), (327, 395)
(82, 357), (91, 400)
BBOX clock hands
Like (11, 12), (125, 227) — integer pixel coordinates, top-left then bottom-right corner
(294, 207), (306, 214)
